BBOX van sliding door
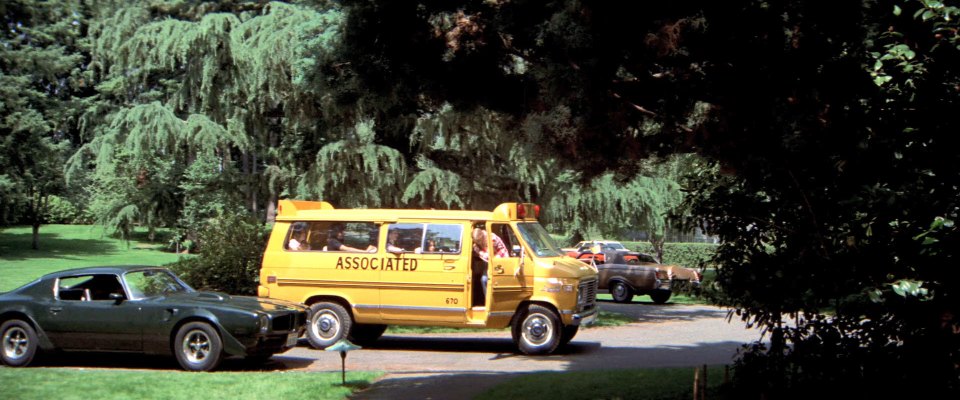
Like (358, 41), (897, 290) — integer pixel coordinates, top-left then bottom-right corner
(379, 222), (467, 322)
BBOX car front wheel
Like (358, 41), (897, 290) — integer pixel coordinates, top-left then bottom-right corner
(307, 302), (352, 349)
(512, 304), (561, 355)
(610, 281), (634, 303)
(174, 322), (223, 371)
(1, 320), (38, 367)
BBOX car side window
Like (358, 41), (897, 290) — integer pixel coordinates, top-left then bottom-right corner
(57, 275), (125, 301)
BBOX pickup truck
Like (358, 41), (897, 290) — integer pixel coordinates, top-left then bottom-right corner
(572, 249), (702, 304)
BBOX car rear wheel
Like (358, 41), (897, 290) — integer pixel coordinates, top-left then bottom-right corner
(307, 302), (352, 349)
(349, 324), (387, 346)
(650, 289), (672, 304)
(174, 322), (223, 371)
(610, 281), (634, 303)
(512, 304), (561, 355)
(1, 320), (38, 367)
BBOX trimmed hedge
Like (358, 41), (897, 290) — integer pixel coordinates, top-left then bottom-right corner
(622, 241), (717, 269)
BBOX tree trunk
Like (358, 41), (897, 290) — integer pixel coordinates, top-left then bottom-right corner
(650, 235), (665, 264)
(32, 222), (40, 250)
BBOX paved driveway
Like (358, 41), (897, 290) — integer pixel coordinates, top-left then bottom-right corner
(274, 301), (765, 399)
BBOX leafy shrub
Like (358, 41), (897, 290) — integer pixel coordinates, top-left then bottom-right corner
(623, 241), (717, 269)
(167, 211), (268, 295)
(43, 195), (92, 224)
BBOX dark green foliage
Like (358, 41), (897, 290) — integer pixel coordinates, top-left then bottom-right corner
(42, 195), (91, 224)
(167, 211), (267, 296)
(0, 0), (90, 247)
(625, 242), (717, 269)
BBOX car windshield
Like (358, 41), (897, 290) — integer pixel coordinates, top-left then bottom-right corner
(607, 242), (626, 250)
(123, 269), (193, 300)
(515, 222), (564, 257)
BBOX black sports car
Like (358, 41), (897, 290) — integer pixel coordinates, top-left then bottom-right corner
(0, 266), (307, 371)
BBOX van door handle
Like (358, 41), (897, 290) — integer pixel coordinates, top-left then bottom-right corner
(494, 266), (504, 274)
(444, 265), (455, 271)
(50, 307), (62, 314)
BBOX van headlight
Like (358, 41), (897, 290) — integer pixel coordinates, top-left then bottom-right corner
(542, 277), (576, 293)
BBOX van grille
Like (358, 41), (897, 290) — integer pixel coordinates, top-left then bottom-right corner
(578, 278), (598, 312)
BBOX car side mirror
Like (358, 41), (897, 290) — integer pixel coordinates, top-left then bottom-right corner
(109, 293), (125, 304)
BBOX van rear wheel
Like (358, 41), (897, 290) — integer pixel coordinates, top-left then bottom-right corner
(307, 302), (352, 349)
(512, 304), (561, 355)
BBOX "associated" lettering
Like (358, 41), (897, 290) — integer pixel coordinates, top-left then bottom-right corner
(335, 257), (418, 271)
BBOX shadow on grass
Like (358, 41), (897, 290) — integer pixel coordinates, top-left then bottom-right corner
(32, 351), (316, 372)
(0, 230), (118, 261)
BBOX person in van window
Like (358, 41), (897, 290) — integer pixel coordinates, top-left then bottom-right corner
(386, 229), (404, 253)
(426, 239), (438, 252)
(288, 223), (308, 250)
(328, 224), (376, 252)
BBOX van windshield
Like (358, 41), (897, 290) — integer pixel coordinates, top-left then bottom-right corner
(515, 222), (564, 257)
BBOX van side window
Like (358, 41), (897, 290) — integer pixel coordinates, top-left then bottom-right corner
(424, 224), (462, 254)
(491, 223), (521, 258)
(285, 221), (378, 252)
(386, 223), (424, 253)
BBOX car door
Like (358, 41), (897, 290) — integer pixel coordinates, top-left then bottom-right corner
(40, 274), (142, 351)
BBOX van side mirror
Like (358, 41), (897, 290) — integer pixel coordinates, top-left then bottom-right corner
(511, 245), (521, 257)
(109, 293), (125, 304)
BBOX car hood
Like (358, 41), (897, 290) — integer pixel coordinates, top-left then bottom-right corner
(161, 291), (305, 312)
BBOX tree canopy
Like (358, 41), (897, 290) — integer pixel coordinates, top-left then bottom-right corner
(2, 0), (959, 395)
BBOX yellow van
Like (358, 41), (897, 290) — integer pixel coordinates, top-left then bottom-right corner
(259, 200), (599, 355)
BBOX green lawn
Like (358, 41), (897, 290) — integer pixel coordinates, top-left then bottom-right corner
(478, 365), (730, 400)
(0, 225), (186, 292)
(0, 368), (381, 400)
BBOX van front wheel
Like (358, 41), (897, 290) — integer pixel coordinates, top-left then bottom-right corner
(512, 305), (561, 355)
(307, 302), (352, 349)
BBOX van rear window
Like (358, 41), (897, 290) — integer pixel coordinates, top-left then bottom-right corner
(285, 221), (378, 252)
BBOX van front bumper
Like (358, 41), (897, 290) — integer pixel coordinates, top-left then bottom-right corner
(564, 306), (599, 326)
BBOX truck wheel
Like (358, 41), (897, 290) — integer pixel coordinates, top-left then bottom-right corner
(559, 325), (579, 346)
(1, 320), (38, 367)
(174, 322), (223, 371)
(610, 281), (634, 303)
(307, 302), (352, 349)
(512, 305), (561, 355)
(349, 324), (387, 346)
(650, 289), (672, 304)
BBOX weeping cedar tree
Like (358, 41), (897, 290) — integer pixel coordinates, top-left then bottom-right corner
(333, 0), (960, 395)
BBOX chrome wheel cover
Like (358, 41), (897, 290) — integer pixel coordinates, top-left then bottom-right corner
(2, 326), (29, 360)
(521, 313), (554, 346)
(181, 329), (212, 364)
(311, 309), (341, 341)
